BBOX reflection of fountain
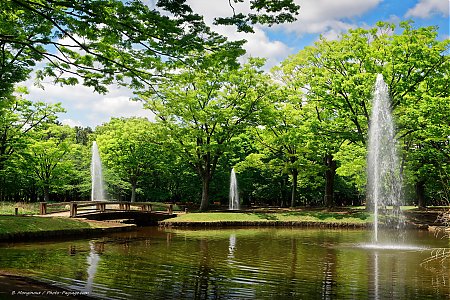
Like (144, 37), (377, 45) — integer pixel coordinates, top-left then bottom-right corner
(85, 241), (100, 292)
(229, 169), (240, 210)
(228, 234), (236, 260)
(367, 74), (403, 244)
(373, 252), (379, 299)
(91, 141), (107, 201)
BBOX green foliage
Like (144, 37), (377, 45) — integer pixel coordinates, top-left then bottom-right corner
(96, 118), (165, 202)
(0, 0), (299, 94)
(0, 92), (65, 201)
(139, 57), (276, 210)
(19, 124), (80, 202)
(0, 18), (447, 209)
(277, 21), (449, 207)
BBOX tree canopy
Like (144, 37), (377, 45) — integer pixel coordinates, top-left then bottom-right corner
(0, 0), (299, 96)
(0, 16), (448, 211)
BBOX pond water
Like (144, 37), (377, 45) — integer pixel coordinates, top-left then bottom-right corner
(1, 228), (449, 299)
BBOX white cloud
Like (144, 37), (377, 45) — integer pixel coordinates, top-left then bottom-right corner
(185, 1), (292, 69)
(61, 118), (83, 127)
(277, 0), (381, 36)
(186, 0), (381, 61)
(405, 0), (449, 18)
(214, 25), (292, 69)
(26, 81), (153, 128)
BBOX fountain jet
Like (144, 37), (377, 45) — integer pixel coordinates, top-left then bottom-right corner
(91, 141), (106, 201)
(367, 74), (403, 243)
(229, 168), (240, 210)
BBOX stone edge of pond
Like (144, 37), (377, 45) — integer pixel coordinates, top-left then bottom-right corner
(158, 220), (371, 228)
(0, 224), (136, 242)
(158, 220), (433, 230)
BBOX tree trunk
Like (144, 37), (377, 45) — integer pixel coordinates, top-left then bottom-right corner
(291, 169), (298, 208)
(131, 182), (136, 202)
(324, 154), (337, 208)
(200, 175), (210, 211)
(280, 176), (288, 207)
(0, 162), (5, 201)
(43, 186), (50, 202)
(416, 180), (426, 208)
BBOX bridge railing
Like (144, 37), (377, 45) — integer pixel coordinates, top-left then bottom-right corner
(39, 201), (174, 217)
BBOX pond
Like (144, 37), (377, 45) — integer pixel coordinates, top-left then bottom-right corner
(0, 227), (449, 299)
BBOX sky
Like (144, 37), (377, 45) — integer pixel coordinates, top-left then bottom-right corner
(25, 0), (449, 129)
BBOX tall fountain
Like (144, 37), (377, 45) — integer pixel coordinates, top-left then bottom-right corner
(367, 74), (403, 244)
(229, 168), (240, 210)
(91, 141), (106, 201)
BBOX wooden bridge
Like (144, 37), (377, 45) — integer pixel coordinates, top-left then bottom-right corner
(39, 201), (176, 225)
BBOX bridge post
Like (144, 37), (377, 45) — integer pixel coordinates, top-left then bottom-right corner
(96, 203), (106, 212)
(70, 202), (78, 217)
(168, 204), (173, 215)
(125, 203), (130, 211)
(39, 202), (47, 215)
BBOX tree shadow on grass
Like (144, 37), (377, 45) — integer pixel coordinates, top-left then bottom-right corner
(282, 211), (370, 221)
(254, 213), (279, 221)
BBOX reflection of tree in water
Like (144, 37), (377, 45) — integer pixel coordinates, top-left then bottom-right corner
(421, 248), (450, 289)
(273, 237), (298, 298)
(421, 213), (450, 291)
(172, 238), (220, 299)
(193, 238), (218, 299)
(321, 247), (337, 299)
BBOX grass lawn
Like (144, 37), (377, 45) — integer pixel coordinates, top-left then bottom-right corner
(0, 216), (92, 236)
(0, 202), (40, 215)
(161, 210), (372, 226)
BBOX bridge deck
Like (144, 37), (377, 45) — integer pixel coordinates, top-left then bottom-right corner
(39, 201), (174, 219)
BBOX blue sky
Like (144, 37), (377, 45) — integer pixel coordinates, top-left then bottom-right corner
(26, 0), (449, 129)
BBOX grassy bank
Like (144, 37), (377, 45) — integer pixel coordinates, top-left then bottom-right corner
(0, 216), (92, 235)
(0, 202), (39, 215)
(160, 210), (372, 227)
(0, 215), (136, 242)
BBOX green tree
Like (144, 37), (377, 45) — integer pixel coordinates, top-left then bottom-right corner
(278, 21), (449, 207)
(20, 124), (79, 202)
(250, 95), (322, 207)
(0, 89), (63, 200)
(96, 117), (162, 202)
(0, 0), (299, 95)
(139, 58), (275, 210)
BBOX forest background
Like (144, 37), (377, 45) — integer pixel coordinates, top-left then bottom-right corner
(0, 0), (448, 211)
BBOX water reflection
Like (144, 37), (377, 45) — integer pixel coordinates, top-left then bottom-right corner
(85, 241), (100, 292)
(0, 228), (449, 299)
(228, 234), (236, 260)
(321, 248), (336, 299)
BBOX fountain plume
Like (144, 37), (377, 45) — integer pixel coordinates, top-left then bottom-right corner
(229, 168), (240, 210)
(91, 141), (107, 201)
(367, 74), (403, 243)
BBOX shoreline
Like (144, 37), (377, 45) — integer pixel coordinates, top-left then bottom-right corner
(0, 271), (94, 299)
(0, 210), (446, 298)
(1, 208), (444, 242)
(158, 220), (371, 228)
(0, 218), (136, 243)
